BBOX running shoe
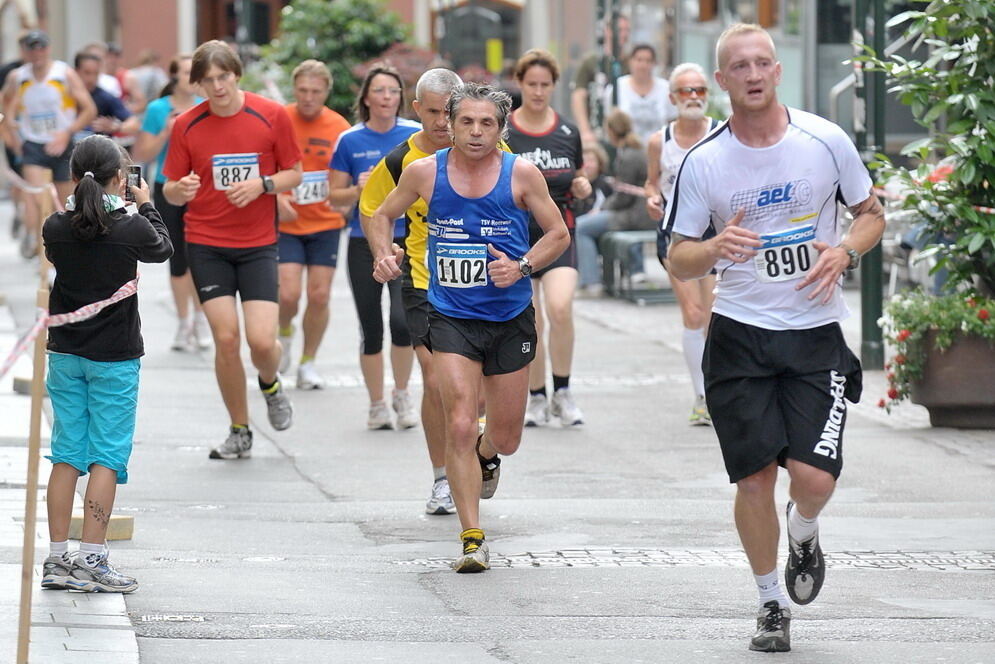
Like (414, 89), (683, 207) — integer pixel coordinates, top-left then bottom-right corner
(278, 331), (293, 374)
(263, 378), (293, 431)
(171, 320), (192, 351)
(209, 426), (253, 460)
(296, 361), (326, 390)
(41, 551), (74, 590)
(477, 435), (501, 499)
(192, 313), (212, 349)
(392, 388), (419, 429)
(784, 500), (825, 605)
(550, 387), (584, 426)
(689, 395), (712, 426)
(65, 554), (138, 593)
(749, 601), (791, 652)
(452, 529), (489, 573)
(367, 401), (393, 430)
(425, 476), (456, 515)
(19, 229), (37, 259)
(524, 393), (549, 427)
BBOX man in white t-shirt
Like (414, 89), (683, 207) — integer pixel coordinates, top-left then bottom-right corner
(665, 24), (885, 653)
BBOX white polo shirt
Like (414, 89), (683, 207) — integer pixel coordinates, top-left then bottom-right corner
(664, 107), (872, 331)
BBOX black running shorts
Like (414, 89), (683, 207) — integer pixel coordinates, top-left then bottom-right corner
(703, 314), (863, 484)
(428, 306), (537, 376)
(402, 285), (431, 348)
(186, 242), (279, 303)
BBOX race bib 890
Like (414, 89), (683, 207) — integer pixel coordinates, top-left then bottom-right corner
(754, 225), (816, 283)
(436, 243), (487, 289)
(294, 170), (329, 205)
(212, 153), (260, 190)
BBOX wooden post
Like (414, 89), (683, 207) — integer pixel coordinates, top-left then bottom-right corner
(17, 179), (54, 664)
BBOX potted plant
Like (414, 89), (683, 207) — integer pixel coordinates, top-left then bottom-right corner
(865, 1), (995, 427)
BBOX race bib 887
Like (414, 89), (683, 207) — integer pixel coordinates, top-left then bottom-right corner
(754, 225), (816, 283)
(212, 153), (260, 190)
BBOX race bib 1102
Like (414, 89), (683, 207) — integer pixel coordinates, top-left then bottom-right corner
(754, 225), (816, 283)
(212, 153), (260, 191)
(435, 243), (487, 289)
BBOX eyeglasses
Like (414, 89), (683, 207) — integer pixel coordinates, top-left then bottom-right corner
(370, 86), (402, 96)
(675, 86), (708, 97)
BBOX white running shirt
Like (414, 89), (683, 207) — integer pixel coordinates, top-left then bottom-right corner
(664, 107), (872, 331)
(15, 60), (77, 144)
(658, 119), (720, 201)
(606, 75), (677, 145)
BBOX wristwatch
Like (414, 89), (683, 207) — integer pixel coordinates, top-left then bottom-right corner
(840, 243), (860, 270)
(261, 175), (275, 194)
(518, 255), (533, 277)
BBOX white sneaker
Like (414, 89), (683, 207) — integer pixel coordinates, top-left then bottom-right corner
(550, 387), (584, 427)
(278, 331), (293, 374)
(171, 320), (192, 351)
(296, 360), (326, 390)
(392, 388), (419, 429)
(367, 400), (393, 430)
(192, 313), (212, 349)
(425, 476), (456, 515)
(524, 393), (549, 427)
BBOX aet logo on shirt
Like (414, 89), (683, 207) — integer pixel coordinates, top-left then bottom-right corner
(754, 179), (812, 208)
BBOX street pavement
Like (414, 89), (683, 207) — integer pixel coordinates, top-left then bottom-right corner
(1, 200), (993, 663)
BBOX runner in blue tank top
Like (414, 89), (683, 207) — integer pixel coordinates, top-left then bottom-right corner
(367, 83), (569, 574)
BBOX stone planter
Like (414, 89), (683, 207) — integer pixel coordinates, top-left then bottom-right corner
(909, 330), (995, 428)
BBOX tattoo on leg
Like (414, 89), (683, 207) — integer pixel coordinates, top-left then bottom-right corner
(87, 499), (109, 526)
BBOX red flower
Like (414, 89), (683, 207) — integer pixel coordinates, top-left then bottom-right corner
(896, 329), (911, 342)
(887, 372), (895, 382)
(877, 398), (887, 408)
(884, 362), (892, 370)
(887, 387), (899, 399)
(979, 309), (990, 321)
(894, 354), (906, 365)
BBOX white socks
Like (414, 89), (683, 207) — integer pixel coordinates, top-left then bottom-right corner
(433, 466), (446, 482)
(49, 540), (68, 557)
(788, 502), (819, 542)
(682, 327), (707, 397)
(755, 568), (789, 608)
(79, 541), (104, 567)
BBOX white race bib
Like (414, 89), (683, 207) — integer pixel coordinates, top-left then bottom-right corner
(212, 153), (260, 191)
(754, 225), (816, 283)
(293, 170), (329, 205)
(436, 243), (487, 289)
(28, 111), (57, 137)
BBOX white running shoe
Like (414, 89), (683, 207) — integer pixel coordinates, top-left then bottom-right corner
(425, 477), (456, 515)
(171, 320), (192, 351)
(550, 387), (584, 427)
(262, 378), (293, 431)
(278, 331), (293, 374)
(689, 395), (712, 426)
(192, 313), (212, 349)
(368, 400), (393, 430)
(524, 393), (549, 427)
(392, 388), (419, 429)
(296, 361), (326, 390)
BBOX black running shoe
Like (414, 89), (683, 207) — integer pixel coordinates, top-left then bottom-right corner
(749, 600), (791, 652)
(784, 500), (825, 605)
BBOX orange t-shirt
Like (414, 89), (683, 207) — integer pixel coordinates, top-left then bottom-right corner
(282, 103), (351, 234)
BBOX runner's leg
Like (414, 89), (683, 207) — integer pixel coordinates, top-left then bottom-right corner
(201, 295), (249, 425)
(301, 265), (334, 358)
(435, 351), (485, 530)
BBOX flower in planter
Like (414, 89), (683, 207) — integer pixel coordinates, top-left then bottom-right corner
(879, 290), (995, 411)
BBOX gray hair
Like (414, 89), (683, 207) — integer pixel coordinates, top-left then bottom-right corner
(669, 62), (708, 89)
(415, 68), (463, 100)
(446, 82), (512, 140)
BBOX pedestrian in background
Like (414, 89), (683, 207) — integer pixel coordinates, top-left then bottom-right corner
(41, 134), (172, 593)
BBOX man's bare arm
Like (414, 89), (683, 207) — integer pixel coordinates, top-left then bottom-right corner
(519, 161), (569, 270)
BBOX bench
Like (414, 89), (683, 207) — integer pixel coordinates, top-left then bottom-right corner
(598, 230), (675, 304)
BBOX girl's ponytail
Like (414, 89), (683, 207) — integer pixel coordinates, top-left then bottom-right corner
(67, 135), (124, 241)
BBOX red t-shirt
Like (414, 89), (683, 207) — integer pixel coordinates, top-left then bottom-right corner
(163, 91), (302, 248)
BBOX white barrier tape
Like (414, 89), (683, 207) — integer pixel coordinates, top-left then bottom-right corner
(2, 165), (65, 211)
(0, 277), (139, 381)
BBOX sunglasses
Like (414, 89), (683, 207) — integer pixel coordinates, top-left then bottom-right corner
(675, 86), (708, 97)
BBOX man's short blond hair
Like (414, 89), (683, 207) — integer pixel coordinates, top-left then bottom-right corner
(715, 23), (777, 69)
(292, 59), (332, 88)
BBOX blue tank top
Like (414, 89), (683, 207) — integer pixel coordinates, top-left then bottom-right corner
(427, 149), (531, 322)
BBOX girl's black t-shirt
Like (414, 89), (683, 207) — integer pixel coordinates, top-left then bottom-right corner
(506, 111), (584, 208)
(43, 202), (172, 361)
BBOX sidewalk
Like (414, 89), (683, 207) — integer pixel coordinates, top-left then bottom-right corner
(1, 199), (993, 663)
